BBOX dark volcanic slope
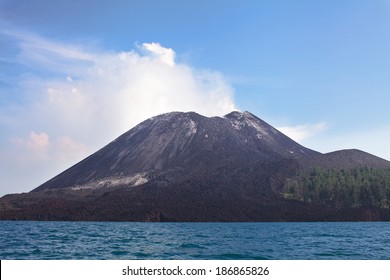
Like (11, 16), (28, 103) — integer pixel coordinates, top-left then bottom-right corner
(298, 148), (390, 170)
(33, 111), (319, 192)
(324, 149), (390, 169)
(2, 110), (390, 222)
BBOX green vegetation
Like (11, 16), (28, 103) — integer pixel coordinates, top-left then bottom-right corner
(283, 167), (390, 208)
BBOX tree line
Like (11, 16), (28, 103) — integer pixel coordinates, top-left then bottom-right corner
(283, 167), (390, 208)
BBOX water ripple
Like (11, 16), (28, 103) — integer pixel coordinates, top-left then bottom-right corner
(1, 221), (390, 259)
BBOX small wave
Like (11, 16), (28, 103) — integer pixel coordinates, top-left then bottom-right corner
(134, 252), (152, 258)
(217, 253), (256, 260)
(32, 249), (42, 255)
(111, 250), (128, 256)
(314, 251), (357, 259)
(180, 243), (206, 249)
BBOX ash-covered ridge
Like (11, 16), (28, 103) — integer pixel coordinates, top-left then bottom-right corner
(223, 111), (320, 158)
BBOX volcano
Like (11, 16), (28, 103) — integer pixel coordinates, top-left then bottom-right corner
(1, 111), (390, 221)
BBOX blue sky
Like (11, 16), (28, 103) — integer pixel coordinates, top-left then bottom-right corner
(1, 0), (390, 195)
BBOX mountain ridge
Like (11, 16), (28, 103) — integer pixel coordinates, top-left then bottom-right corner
(1, 110), (390, 221)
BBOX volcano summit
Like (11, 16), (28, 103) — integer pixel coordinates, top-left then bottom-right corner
(1, 111), (390, 221)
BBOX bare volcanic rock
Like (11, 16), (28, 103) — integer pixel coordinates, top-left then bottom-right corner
(32, 111), (318, 192)
(1, 111), (390, 221)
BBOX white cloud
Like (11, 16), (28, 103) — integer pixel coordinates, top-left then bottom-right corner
(20, 37), (237, 144)
(142, 42), (175, 67)
(0, 31), (238, 195)
(11, 131), (88, 163)
(13, 131), (50, 158)
(278, 122), (328, 142)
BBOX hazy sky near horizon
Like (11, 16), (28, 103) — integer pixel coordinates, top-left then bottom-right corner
(1, 0), (390, 196)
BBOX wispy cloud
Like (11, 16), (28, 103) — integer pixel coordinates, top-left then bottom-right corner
(278, 122), (328, 142)
(2, 29), (95, 74)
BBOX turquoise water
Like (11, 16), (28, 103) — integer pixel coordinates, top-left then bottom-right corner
(1, 221), (389, 259)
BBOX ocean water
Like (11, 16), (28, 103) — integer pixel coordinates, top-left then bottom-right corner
(0, 221), (389, 260)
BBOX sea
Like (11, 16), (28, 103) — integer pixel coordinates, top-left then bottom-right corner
(1, 221), (389, 260)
